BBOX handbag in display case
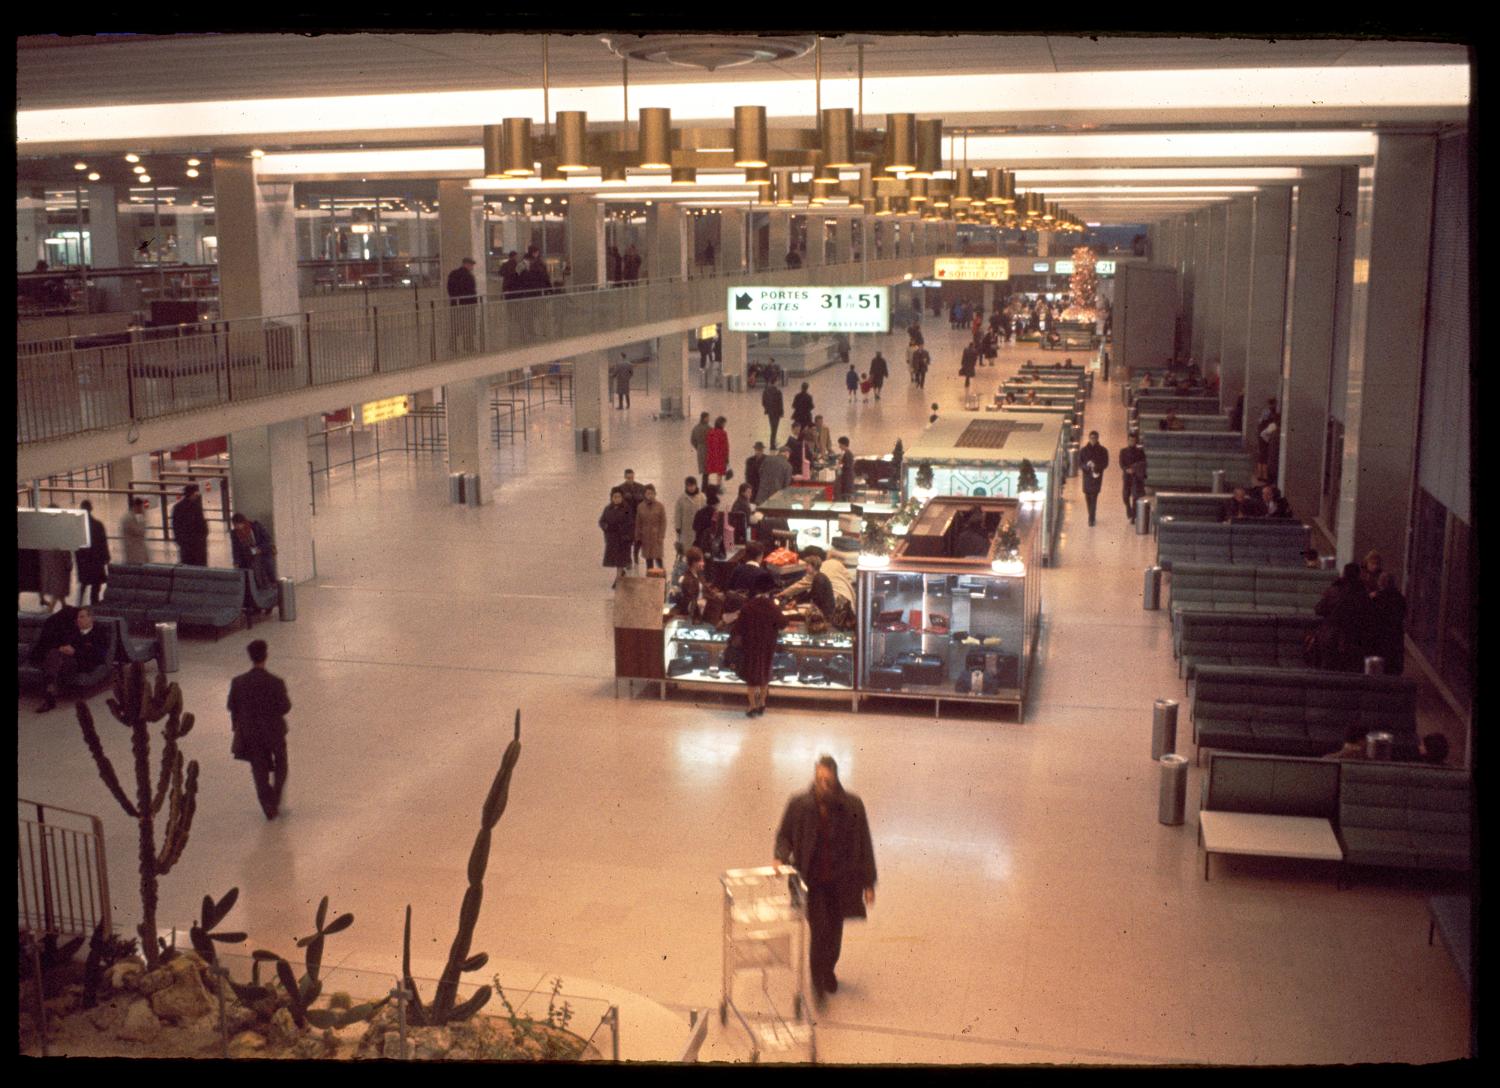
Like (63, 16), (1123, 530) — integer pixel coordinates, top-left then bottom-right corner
(874, 610), (908, 632)
(668, 648), (710, 676)
(895, 651), (945, 686)
(866, 665), (905, 690)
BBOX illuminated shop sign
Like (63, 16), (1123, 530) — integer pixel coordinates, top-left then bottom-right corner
(932, 257), (1010, 281)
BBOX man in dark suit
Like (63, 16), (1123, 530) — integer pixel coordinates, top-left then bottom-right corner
(1117, 432), (1147, 522)
(446, 256), (479, 352)
(775, 754), (877, 1004)
(75, 499), (111, 605)
(744, 442), (767, 502)
(34, 606), (109, 712)
(227, 639), (292, 820)
(1078, 430), (1109, 527)
(170, 484), (209, 566)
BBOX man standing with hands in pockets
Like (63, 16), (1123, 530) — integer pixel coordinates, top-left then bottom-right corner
(775, 755), (877, 1005)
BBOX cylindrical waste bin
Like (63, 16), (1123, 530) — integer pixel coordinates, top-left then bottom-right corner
(1365, 731), (1394, 761)
(1210, 469), (1226, 494)
(1135, 497), (1152, 535)
(1152, 698), (1180, 760)
(1068, 446), (1079, 477)
(1363, 655), (1385, 676)
(1158, 755), (1189, 826)
(448, 472), (466, 504)
(1321, 555), (1338, 571)
(155, 621), (179, 674)
(1143, 566), (1162, 611)
(278, 578), (297, 622)
(464, 472), (482, 508)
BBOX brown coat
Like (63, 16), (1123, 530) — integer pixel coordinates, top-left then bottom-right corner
(732, 595), (787, 687)
(633, 498), (668, 561)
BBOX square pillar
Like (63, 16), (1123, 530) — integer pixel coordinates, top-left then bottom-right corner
(722, 332), (748, 393)
(1196, 206), (1227, 373)
(443, 377), (500, 502)
(228, 419), (315, 583)
(566, 195), (605, 290)
(1219, 198), (1254, 411)
(833, 217), (853, 265)
(572, 350), (610, 453)
(650, 203), (687, 281)
(1244, 188), (1292, 450)
(768, 212), (791, 269)
(17, 188), (46, 272)
(721, 209), (748, 274)
(1335, 134), (1437, 572)
(806, 217), (827, 267)
(438, 179), (486, 299)
(213, 159), (300, 321)
(657, 331), (692, 420)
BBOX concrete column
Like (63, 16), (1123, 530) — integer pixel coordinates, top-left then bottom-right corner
(723, 332), (748, 392)
(107, 454), (153, 491)
(1335, 134), (1437, 572)
(1219, 198), (1254, 410)
(1197, 206), (1227, 374)
(1188, 211), (1209, 362)
(213, 160), (299, 321)
(1280, 169), (1344, 520)
(228, 419), (315, 582)
(650, 203), (687, 281)
(1036, 230), (1053, 257)
(1178, 213), (1197, 354)
(84, 185), (141, 312)
(1243, 188), (1292, 450)
(443, 376), (499, 501)
(657, 331), (692, 420)
(438, 180), (486, 299)
(17, 189), (46, 272)
(982, 281), (995, 314)
(572, 349), (610, 453)
(721, 209), (748, 274)
(174, 207), (203, 265)
(566, 195), (605, 290)
(806, 217), (827, 266)
(768, 211), (791, 268)
(833, 217), (852, 265)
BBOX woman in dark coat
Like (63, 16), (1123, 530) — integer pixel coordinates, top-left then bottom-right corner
(599, 487), (634, 588)
(74, 500), (111, 606)
(733, 587), (788, 717)
(791, 383), (815, 431)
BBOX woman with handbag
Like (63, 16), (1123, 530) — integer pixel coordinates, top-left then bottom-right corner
(731, 586), (788, 718)
(692, 486), (727, 559)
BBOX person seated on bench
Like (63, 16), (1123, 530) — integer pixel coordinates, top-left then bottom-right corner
(1260, 485), (1294, 519)
(1302, 549), (1323, 569)
(1323, 723), (1372, 760)
(1228, 486), (1267, 519)
(1024, 389), (1039, 405)
(34, 606), (109, 713)
(1158, 409), (1185, 431)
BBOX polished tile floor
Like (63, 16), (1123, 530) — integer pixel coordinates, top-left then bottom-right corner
(18, 321), (1470, 1064)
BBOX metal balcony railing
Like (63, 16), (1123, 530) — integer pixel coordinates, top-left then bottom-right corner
(17, 255), (930, 448)
(17, 798), (113, 940)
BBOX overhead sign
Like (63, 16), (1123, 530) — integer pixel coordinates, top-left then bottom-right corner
(361, 395), (411, 426)
(1097, 260), (1117, 275)
(1032, 261), (1051, 273)
(1053, 260), (1075, 274)
(726, 286), (890, 334)
(932, 257), (1010, 281)
(910, 279), (943, 288)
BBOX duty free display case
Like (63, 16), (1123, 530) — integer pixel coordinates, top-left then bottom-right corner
(663, 611), (857, 707)
(756, 486), (899, 554)
(856, 496), (1041, 720)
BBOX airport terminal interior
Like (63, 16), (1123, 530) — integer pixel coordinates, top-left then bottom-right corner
(17, 33), (1475, 1064)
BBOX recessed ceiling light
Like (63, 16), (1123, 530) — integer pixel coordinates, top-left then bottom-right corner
(87, 172), (100, 181)
(185, 168), (200, 178)
(73, 161), (87, 171)
(250, 149), (265, 159)
(138, 175), (152, 183)
(132, 165), (145, 174)
(124, 153), (140, 163)
(186, 158), (201, 167)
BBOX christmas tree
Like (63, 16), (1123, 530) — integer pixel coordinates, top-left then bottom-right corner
(1060, 245), (1098, 324)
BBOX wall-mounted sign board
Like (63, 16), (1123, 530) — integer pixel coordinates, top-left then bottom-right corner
(726, 286), (890, 333)
(361, 395), (411, 426)
(933, 257), (1010, 282)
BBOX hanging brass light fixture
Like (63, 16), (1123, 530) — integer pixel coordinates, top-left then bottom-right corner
(638, 107), (672, 169)
(822, 107), (856, 169)
(911, 119), (943, 178)
(671, 165), (697, 185)
(772, 167), (795, 206)
(985, 168), (1006, 204)
(501, 118), (535, 176)
(1000, 170), (1017, 205)
(744, 165), (771, 187)
(483, 124), (505, 179)
(908, 177), (929, 204)
(556, 111), (590, 172)
(733, 105), (768, 168)
(601, 160), (628, 185)
(1043, 201), (1057, 223)
(954, 168), (975, 205)
(883, 113), (916, 172)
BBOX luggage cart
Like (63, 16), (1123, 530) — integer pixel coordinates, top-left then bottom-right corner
(719, 864), (816, 1062)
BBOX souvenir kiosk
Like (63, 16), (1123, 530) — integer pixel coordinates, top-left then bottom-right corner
(901, 416), (1067, 564)
(756, 486), (900, 553)
(855, 496), (1041, 720)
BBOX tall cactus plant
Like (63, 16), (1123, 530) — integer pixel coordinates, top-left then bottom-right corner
(402, 709), (523, 1026)
(76, 661), (199, 969)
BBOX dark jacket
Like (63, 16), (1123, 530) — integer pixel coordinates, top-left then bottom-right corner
(230, 519), (277, 589)
(775, 785), (877, 918)
(728, 562), (776, 596)
(756, 455), (793, 505)
(170, 495), (208, 545)
(869, 354), (889, 384)
(761, 383), (784, 419)
(1078, 442), (1109, 494)
(599, 503), (634, 567)
(227, 666), (292, 750)
(731, 593), (786, 686)
(1371, 586), (1407, 673)
(791, 391), (815, 428)
(446, 265), (478, 303)
(1315, 578), (1376, 669)
(692, 505), (725, 558)
(76, 515), (111, 585)
(959, 345), (978, 377)
(744, 454), (765, 499)
(836, 449), (856, 500)
(28, 605), (81, 666)
(1118, 445), (1147, 493)
(57, 620), (110, 673)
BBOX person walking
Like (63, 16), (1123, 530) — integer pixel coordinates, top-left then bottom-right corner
(761, 375), (785, 448)
(689, 412), (712, 478)
(1078, 430), (1109, 527)
(705, 416), (731, 488)
(773, 754), (877, 1003)
(611, 353), (634, 409)
(868, 351), (889, 401)
(171, 483), (209, 566)
(599, 488), (634, 589)
(633, 484), (668, 572)
(959, 341), (978, 391)
(912, 345), (930, 389)
(845, 363), (859, 402)
(744, 442), (767, 503)
(120, 497), (150, 565)
(835, 436), (856, 501)
(674, 476), (706, 556)
(732, 585), (787, 717)
(791, 383), (815, 431)
(227, 639), (292, 820)
(1118, 432), (1147, 521)
(74, 500), (110, 606)
(230, 513), (277, 607)
(445, 256), (479, 353)
(756, 444), (793, 505)
(622, 244), (642, 282)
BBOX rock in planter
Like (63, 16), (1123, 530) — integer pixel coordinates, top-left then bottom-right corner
(115, 999), (163, 1043)
(88, 999), (125, 1032)
(380, 1030), (405, 1059)
(228, 1030), (267, 1058)
(106, 960), (145, 992)
(267, 1007), (300, 1050)
(147, 956), (214, 1025)
(224, 1000), (259, 1034)
(293, 1035), (327, 1060)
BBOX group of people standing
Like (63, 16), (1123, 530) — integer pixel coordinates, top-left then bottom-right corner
(1310, 551), (1407, 675)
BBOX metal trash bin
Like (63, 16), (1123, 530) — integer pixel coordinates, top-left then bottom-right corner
(1321, 555), (1338, 571)
(1210, 469), (1226, 494)
(1143, 565), (1162, 610)
(449, 472), (467, 504)
(1136, 498), (1152, 535)
(1152, 698), (1180, 760)
(155, 621), (179, 674)
(574, 427), (600, 453)
(1363, 655), (1385, 676)
(464, 472), (482, 508)
(1068, 446), (1080, 477)
(1364, 731), (1394, 761)
(277, 578), (297, 622)
(1158, 755), (1190, 826)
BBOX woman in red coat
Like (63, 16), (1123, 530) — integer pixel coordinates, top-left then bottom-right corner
(705, 416), (730, 485)
(733, 587), (787, 718)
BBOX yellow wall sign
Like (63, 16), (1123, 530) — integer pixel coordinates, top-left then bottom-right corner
(361, 395), (411, 425)
(933, 256), (1011, 281)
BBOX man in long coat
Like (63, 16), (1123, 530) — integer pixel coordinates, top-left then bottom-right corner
(171, 484), (209, 566)
(1078, 430), (1109, 527)
(774, 755), (877, 1003)
(227, 639), (292, 820)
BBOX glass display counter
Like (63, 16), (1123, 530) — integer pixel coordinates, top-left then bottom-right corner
(855, 496), (1041, 720)
(757, 487), (900, 554)
(664, 611), (857, 707)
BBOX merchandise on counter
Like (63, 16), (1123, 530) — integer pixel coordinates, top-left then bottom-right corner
(827, 654), (854, 687)
(669, 649), (710, 676)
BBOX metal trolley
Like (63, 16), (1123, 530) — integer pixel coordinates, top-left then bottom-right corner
(719, 865), (817, 1062)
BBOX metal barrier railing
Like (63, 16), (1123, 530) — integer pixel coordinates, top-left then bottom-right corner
(17, 798), (113, 941)
(17, 256), (929, 448)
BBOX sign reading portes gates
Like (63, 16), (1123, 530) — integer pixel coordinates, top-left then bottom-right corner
(933, 257), (1011, 281)
(726, 286), (890, 333)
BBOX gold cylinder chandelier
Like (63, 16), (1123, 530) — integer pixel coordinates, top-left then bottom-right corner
(821, 108), (856, 169)
(501, 118), (534, 176)
(556, 111), (590, 172)
(638, 107), (672, 169)
(883, 113), (916, 173)
(911, 119), (943, 178)
(733, 105), (768, 168)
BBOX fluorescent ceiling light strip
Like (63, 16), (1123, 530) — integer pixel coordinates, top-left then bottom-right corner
(1014, 167), (1304, 182)
(962, 131), (1378, 161)
(17, 66), (1465, 144)
(1027, 186), (1263, 194)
